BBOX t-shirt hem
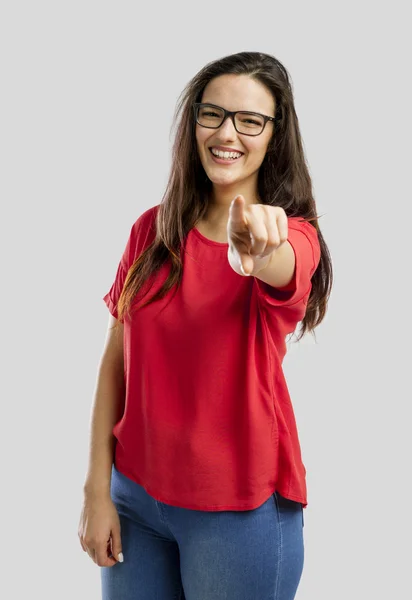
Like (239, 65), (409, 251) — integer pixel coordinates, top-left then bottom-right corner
(114, 461), (307, 511)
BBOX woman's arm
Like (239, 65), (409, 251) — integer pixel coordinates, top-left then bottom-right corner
(83, 315), (125, 498)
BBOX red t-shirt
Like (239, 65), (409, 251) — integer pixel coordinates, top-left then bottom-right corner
(103, 204), (321, 511)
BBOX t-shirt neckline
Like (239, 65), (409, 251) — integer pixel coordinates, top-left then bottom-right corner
(192, 226), (229, 248)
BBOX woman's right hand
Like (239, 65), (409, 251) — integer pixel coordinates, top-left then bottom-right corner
(78, 492), (124, 567)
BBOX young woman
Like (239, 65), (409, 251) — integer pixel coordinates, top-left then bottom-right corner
(78, 51), (333, 600)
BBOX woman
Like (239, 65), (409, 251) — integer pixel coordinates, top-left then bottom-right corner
(78, 51), (333, 600)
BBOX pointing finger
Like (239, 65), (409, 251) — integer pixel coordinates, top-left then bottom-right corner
(229, 195), (248, 227)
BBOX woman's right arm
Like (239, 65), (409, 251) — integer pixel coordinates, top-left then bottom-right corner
(78, 315), (125, 567)
(83, 314), (125, 496)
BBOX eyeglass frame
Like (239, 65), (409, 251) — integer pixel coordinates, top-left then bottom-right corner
(193, 102), (276, 137)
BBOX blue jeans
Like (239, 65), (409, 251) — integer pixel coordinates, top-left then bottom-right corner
(101, 464), (305, 600)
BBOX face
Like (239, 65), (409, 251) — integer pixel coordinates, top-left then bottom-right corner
(195, 74), (275, 202)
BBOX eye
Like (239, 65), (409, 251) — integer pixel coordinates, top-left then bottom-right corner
(203, 111), (220, 117)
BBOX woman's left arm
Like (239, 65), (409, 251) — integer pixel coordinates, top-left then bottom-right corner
(227, 194), (296, 288)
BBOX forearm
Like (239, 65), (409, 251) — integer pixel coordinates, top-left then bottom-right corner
(228, 240), (295, 287)
(83, 361), (125, 498)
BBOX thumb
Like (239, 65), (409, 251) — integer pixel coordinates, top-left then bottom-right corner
(110, 527), (124, 563)
(240, 254), (254, 276)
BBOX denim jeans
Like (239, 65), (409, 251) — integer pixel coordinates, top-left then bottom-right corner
(101, 463), (305, 599)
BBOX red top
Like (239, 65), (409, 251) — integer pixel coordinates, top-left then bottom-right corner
(103, 205), (321, 511)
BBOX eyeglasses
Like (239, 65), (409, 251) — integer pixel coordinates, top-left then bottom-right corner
(193, 102), (275, 136)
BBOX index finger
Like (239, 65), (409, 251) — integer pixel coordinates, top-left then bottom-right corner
(229, 195), (248, 227)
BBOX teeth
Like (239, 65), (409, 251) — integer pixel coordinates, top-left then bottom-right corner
(211, 148), (242, 159)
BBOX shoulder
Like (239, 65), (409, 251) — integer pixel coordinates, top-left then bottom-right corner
(121, 205), (160, 270)
(131, 204), (160, 232)
(287, 216), (317, 236)
(129, 204), (160, 242)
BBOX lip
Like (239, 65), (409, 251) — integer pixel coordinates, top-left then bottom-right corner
(209, 146), (244, 154)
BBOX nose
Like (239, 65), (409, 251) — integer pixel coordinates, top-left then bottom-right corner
(218, 115), (237, 139)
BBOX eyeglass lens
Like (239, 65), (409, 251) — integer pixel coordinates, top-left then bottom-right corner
(197, 104), (265, 135)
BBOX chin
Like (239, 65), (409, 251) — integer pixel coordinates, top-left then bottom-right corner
(208, 174), (242, 186)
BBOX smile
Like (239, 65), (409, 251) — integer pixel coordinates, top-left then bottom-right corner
(209, 148), (243, 164)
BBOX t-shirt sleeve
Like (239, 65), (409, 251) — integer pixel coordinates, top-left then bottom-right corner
(102, 241), (130, 322)
(254, 217), (321, 309)
(102, 205), (159, 323)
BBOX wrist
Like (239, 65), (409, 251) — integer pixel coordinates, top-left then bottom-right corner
(83, 478), (111, 499)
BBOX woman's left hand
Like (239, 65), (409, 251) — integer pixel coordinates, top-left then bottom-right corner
(227, 195), (288, 276)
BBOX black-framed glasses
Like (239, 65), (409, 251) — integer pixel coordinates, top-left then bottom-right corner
(193, 102), (275, 136)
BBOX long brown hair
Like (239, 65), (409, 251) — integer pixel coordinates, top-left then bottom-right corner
(115, 51), (333, 341)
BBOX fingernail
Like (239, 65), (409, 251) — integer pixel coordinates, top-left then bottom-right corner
(240, 264), (250, 276)
(118, 552), (124, 562)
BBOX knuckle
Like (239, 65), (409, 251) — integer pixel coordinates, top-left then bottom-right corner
(253, 235), (266, 244)
(97, 555), (111, 567)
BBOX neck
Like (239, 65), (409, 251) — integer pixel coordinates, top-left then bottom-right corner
(206, 184), (260, 222)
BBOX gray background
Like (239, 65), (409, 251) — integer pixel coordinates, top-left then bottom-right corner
(1, 1), (411, 598)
